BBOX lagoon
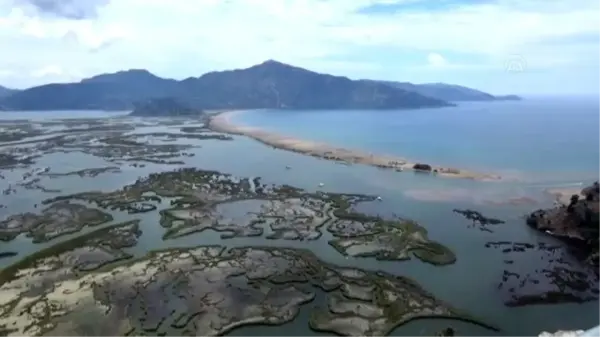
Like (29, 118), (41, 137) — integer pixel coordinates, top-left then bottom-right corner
(0, 104), (597, 336)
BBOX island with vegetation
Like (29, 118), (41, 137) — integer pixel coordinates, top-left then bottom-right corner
(129, 97), (205, 117)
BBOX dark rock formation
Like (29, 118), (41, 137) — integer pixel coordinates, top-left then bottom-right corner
(486, 241), (598, 307)
(526, 182), (599, 267)
(0, 251), (17, 259)
(582, 182), (599, 201)
(454, 209), (505, 226)
(453, 209), (505, 233)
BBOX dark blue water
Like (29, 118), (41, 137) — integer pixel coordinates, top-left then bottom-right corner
(234, 98), (600, 184)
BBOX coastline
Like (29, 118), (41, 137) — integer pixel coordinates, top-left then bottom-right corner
(207, 110), (502, 181)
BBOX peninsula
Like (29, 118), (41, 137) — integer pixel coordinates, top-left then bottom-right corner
(371, 81), (522, 102)
(208, 111), (502, 181)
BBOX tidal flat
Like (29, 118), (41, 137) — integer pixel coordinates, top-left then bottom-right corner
(0, 113), (597, 336)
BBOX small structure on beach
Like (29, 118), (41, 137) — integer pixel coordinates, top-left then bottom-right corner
(413, 163), (432, 172)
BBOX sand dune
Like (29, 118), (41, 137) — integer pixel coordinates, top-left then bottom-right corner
(207, 111), (502, 181)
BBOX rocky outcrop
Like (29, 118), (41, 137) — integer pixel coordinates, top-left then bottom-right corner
(526, 182), (599, 267)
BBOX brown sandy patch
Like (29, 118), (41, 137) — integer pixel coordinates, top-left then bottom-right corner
(404, 188), (476, 203)
(207, 111), (502, 181)
(484, 196), (538, 206)
(545, 187), (584, 205)
(404, 188), (539, 206)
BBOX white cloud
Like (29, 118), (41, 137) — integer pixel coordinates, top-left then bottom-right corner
(29, 65), (63, 77)
(0, 0), (597, 92)
(427, 53), (448, 67)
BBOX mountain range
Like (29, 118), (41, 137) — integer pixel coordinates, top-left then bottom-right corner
(373, 81), (521, 102)
(0, 60), (520, 111)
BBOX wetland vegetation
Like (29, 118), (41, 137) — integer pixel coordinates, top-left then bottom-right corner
(0, 115), (596, 336)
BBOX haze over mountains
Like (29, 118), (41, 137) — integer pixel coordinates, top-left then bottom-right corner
(0, 60), (520, 111)
(0, 86), (16, 99)
(129, 98), (205, 117)
(374, 81), (521, 102)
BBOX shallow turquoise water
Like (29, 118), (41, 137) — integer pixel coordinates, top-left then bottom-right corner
(0, 109), (598, 336)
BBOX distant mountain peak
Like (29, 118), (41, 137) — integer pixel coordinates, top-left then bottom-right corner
(261, 59), (287, 66)
(81, 69), (161, 83)
(115, 69), (155, 76)
(4, 59), (524, 111)
(251, 59), (299, 71)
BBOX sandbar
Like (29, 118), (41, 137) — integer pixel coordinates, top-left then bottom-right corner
(207, 111), (502, 181)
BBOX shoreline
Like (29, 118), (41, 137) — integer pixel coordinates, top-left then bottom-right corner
(207, 110), (502, 181)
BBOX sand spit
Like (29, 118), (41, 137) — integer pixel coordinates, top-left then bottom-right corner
(208, 111), (502, 181)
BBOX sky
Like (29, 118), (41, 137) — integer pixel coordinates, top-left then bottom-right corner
(0, 0), (598, 96)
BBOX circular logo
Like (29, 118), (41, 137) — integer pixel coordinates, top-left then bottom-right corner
(504, 54), (527, 73)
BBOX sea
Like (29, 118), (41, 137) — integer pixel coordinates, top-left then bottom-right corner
(235, 97), (599, 183)
(0, 96), (598, 336)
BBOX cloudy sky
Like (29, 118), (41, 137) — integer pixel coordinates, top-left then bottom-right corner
(0, 0), (598, 96)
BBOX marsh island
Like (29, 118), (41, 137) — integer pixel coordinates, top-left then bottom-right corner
(0, 114), (596, 336)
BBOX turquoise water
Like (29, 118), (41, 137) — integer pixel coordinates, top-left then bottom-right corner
(0, 108), (598, 335)
(234, 98), (600, 184)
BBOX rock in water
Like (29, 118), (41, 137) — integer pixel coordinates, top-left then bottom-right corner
(526, 181), (599, 267)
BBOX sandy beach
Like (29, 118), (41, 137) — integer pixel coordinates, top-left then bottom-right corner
(545, 186), (585, 205)
(207, 111), (502, 181)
